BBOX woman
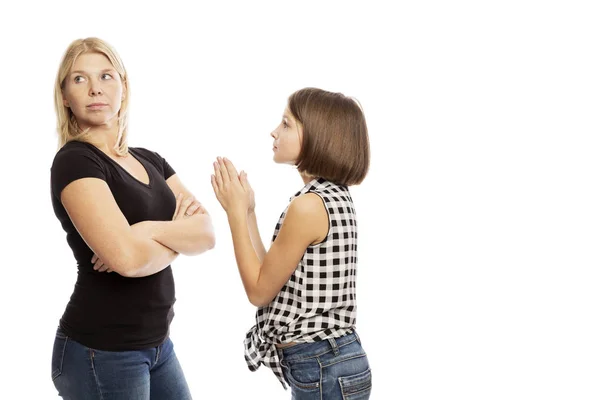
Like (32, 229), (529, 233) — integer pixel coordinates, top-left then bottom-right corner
(50, 37), (214, 399)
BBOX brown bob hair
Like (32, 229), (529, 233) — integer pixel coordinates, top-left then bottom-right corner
(288, 87), (370, 186)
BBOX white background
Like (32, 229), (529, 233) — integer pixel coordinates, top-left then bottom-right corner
(0, 1), (599, 399)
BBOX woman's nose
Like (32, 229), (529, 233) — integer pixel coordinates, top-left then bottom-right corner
(89, 81), (103, 96)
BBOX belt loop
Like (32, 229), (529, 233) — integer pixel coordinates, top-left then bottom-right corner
(328, 337), (340, 356)
(353, 329), (361, 345)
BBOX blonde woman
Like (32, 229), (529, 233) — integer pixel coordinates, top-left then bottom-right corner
(49, 38), (213, 399)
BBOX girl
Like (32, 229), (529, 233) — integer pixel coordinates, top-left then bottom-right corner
(212, 87), (372, 399)
(50, 37), (215, 399)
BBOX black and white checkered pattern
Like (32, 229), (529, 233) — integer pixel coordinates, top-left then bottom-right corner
(244, 178), (359, 389)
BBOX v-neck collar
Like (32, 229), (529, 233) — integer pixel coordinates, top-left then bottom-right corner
(81, 141), (153, 188)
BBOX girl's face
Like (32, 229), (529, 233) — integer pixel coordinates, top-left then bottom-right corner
(62, 52), (124, 130)
(271, 108), (302, 165)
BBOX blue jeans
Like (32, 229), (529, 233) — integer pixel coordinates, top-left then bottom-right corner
(279, 331), (372, 400)
(51, 327), (192, 399)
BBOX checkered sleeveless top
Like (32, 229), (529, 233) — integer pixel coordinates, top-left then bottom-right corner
(244, 178), (359, 388)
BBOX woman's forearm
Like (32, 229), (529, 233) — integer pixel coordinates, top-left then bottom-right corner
(113, 221), (179, 278)
(126, 238), (179, 278)
(149, 215), (215, 256)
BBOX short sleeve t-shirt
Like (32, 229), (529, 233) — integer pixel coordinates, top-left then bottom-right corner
(50, 140), (178, 350)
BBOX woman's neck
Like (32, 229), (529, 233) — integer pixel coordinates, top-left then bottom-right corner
(84, 123), (122, 156)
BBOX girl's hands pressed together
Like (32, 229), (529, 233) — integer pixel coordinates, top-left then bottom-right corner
(211, 157), (253, 218)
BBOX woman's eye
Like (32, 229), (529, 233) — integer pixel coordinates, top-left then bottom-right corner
(74, 76), (85, 83)
(101, 73), (113, 80)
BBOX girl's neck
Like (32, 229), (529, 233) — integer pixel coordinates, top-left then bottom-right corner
(299, 171), (316, 185)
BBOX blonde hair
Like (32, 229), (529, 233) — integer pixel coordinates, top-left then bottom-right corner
(54, 37), (130, 155)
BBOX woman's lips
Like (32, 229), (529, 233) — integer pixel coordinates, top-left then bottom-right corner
(87, 103), (108, 110)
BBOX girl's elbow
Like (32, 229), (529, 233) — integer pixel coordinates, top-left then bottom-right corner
(248, 297), (265, 307)
(248, 291), (273, 307)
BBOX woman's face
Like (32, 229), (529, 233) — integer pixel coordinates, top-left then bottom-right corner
(62, 52), (124, 130)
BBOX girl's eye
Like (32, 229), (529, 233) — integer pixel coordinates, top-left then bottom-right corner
(282, 120), (288, 128)
(74, 76), (85, 83)
(101, 73), (113, 80)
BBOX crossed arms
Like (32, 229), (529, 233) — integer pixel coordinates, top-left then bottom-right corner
(60, 174), (215, 278)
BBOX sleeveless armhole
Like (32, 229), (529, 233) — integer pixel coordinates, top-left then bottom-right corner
(304, 191), (332, 247)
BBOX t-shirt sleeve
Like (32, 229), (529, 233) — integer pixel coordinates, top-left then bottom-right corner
(129, 147), (176, 180)
(51, 144), (107, 199)
(159, 152), (176, 180)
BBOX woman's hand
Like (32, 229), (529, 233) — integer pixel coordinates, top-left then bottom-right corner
(92, 253), (114, 273)
(172, 193), (206, 220)
(211, 157), (250, 218)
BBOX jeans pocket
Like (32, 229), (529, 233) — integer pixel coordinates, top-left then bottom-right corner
(339, 368), (372, 400)
(281, 358), (321, 392)
(51, 332), (68, 381)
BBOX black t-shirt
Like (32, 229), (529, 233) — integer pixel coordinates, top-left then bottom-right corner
(51, 141), (178, 350)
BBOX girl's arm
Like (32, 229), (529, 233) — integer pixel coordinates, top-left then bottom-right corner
(212, 158), (328, 306)
(247, 209), (267, 262)
(227, 194), (327, 306)
(241, 170), (267, 262)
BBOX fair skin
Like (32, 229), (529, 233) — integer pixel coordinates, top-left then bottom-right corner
(61, 52), (214, 277)
(211, 110), (329, 306)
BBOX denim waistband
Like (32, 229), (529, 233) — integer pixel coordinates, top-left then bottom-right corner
(280, 329), (360, 361)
